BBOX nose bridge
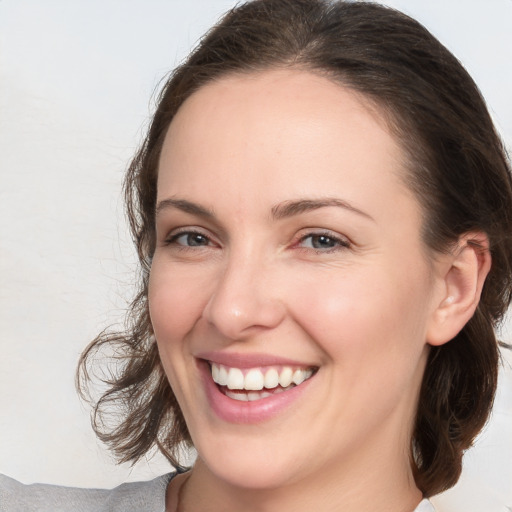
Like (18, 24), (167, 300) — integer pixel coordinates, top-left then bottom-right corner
(203, 242), (284, 339)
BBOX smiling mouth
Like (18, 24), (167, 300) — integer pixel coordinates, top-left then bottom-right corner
(209, 362), (316, 402)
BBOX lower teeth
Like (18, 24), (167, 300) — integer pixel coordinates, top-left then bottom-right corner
(224, 385), (294, 402)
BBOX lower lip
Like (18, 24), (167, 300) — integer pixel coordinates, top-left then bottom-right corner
(199, 360), (315, 424)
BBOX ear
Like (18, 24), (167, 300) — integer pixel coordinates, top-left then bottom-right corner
(427, 232), (491, 347)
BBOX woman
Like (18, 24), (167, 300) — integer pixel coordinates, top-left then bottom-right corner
(2, 0), (511, 511)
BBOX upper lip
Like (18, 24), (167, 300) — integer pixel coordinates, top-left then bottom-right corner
(196, 351), (318, 369)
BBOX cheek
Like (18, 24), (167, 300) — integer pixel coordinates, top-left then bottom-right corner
(147, 262), (214, 406)
(148, 262), (211, 343)
(288, 262), (432, 366)
(287, 266), (432, 430)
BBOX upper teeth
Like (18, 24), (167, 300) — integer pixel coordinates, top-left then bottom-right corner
(210, 363), (314, 390)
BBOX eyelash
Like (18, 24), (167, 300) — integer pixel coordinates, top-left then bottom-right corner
(163, 229), (351, 253)
(294, 231), (351, 253)
(164, 229), (214, 249)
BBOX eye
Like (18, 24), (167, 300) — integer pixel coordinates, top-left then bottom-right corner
(166, 230), (212, 247)
(297, 232), (350, 251)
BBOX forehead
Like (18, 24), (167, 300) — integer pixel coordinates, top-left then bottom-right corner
(163, 69), (396, 164)
(157, 68), (416, 222)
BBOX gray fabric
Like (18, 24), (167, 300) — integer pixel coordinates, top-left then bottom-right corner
(0, 473), (173, 512)
(1, 472), (434, 511)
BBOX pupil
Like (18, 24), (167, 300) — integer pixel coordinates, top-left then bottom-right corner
(188, 233), (206, 246)
(313, 235), (333, 249)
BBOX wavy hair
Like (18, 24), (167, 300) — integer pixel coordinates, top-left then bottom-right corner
(77, 0), (512, 496)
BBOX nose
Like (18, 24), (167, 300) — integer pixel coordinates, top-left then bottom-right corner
(202, 251), (286, 340)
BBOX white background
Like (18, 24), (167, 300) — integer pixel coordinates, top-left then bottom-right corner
(0, 1), (511, 510)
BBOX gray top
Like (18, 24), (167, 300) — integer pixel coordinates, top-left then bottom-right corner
(0, 473), (173, 512)
(0, 473), (435, 511)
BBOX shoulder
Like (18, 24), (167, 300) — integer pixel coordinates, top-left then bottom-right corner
(0, 472), (174, 512)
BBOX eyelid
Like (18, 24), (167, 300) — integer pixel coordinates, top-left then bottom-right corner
(293, 229), (352, 251)
(163, 226), (218, 247)
(161, 225), (351, 252)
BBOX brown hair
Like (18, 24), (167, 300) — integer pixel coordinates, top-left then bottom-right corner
(77, 0), (512, 496)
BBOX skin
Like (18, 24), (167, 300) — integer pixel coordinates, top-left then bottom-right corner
(148, 69), (489, 512)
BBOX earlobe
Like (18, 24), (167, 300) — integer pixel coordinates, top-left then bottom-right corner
(427, 232), (491, 347)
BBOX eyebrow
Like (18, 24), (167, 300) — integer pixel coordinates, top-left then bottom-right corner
(271, 198), (374, 221)
(155, 196), (374, 222)
(155, 198), (214, 218)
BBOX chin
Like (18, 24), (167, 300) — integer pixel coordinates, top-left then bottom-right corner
(209, 459), (295, 490)
(194, 433), (306, 491)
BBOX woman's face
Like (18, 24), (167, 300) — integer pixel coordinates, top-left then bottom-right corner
(149, 69), (446, 490)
